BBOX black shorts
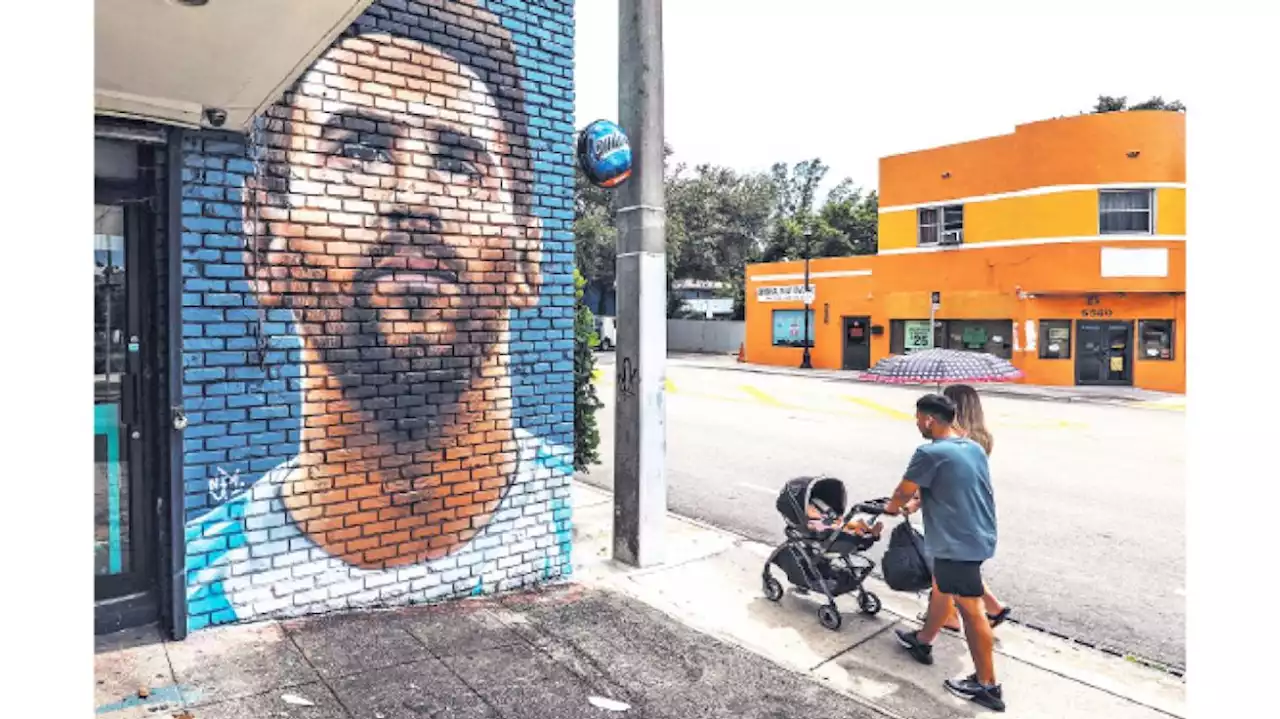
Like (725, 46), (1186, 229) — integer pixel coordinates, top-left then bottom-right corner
(933, 558), (985, 598)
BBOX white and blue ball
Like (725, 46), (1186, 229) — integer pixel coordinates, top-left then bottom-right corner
(577, 119), (632, 188)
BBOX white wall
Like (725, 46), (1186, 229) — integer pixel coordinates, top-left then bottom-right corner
(667, 319), (745, 354)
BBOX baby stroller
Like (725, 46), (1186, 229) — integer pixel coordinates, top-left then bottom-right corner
(762, 475), (887, 631)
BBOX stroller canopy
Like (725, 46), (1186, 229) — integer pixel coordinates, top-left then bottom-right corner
(776, 476), (847, 528)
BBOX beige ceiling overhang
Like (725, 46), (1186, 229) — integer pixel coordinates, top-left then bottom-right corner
(95, 0), (375, 131)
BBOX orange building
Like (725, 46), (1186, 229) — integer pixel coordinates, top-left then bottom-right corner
(744, 111), (1185, 393)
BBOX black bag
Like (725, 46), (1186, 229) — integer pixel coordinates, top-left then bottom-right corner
(882, 519), (932, 592)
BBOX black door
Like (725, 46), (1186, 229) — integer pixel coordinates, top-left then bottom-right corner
(842, 316), (872, 370)
(95, 138), (163, 632)
(1075, 321), (1133, 386)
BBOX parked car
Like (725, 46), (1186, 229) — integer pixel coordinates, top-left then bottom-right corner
(594, 315), (617, 351)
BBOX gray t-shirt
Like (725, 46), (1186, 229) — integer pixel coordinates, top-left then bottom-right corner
(904, 437), (997, 562)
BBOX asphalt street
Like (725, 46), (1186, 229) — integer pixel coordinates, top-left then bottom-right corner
(579, 353), (1186, 670)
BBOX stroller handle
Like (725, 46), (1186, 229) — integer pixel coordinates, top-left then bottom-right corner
(849, 497), (891, 516)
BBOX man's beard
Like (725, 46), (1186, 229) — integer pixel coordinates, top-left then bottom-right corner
(307, 295), (491, 457)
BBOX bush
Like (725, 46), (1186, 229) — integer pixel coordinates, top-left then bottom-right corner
(574, 269), (603, 472)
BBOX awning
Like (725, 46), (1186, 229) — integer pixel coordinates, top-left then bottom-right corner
(95, 0), (375, 131)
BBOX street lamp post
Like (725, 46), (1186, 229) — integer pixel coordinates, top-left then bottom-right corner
(800, 228), (813, 369)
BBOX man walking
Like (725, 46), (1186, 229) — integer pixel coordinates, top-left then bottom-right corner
(883, 394), (1005, 712)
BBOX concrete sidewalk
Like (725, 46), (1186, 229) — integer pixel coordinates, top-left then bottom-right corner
(95, 586), (892, 719)
(571, 482), (1185, 719)
(95, 482), (1185, 719)
(663, 353), (1185, 410)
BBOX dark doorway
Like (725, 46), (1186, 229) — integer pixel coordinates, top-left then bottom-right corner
(1075, 321), (1133, 386)
(95, 134), (170, 634)
(842, 316), (872, 370)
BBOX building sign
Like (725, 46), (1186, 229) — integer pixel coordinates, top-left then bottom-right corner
(756, 285), (815, 304)
(904, 320), (934, 351)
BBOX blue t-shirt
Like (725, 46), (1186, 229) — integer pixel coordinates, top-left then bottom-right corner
(904, 437), (997, 562)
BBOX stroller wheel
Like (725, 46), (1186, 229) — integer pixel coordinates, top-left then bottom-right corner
(763, 575), (784, 602)
(858, 591), (882, 616)
(818, 605), (842, 631)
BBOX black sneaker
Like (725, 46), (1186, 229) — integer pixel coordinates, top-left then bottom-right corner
(894, 629), (933, 665)
(944, 676), (1006, 713)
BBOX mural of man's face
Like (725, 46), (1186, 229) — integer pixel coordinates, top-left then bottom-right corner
(251, 33), (541, 569)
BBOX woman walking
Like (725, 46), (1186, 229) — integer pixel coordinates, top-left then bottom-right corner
(913, 384), (1011, 633)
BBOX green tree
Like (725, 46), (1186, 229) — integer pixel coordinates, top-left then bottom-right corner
(573, 269), (602, 472)
(1091, 95), (1186, 113)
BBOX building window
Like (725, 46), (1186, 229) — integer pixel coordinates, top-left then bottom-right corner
(1039, 320), (1072, 359)
(942, 319), (1014, 359)
(771, 309), (815, 348)
(1099, 189), (1154, 234)
(1138, 319), (1175, 360)
(890, 319), (942, 354)
(918, 205), (963, 246)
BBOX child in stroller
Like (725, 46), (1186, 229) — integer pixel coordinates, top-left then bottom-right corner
(762, 475), (888, 631)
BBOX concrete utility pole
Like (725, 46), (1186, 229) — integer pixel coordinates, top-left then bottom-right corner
(613, 0), (666, 568)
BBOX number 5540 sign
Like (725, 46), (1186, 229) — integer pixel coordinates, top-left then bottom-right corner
(1081, 308), (1113, 318)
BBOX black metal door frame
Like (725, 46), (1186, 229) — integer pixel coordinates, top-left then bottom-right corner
(841, 316), (872, 370)
(1074, 320), (1134, 386)
(93, 121), (187, 638)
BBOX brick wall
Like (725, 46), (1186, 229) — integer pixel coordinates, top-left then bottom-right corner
(179, 0), (576, 633)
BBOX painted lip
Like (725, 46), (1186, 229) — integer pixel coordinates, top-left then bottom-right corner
(355, 257), (459, 292)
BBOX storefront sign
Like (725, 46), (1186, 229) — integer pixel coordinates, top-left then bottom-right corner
(757, 285), (815, 303)
(904, 320), (933, 351)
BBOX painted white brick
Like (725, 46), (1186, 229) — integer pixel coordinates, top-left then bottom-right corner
(379, 584), (412, 601)
(483, 546), (510, 561)
(273, 576), (315, 598)
(328, 578), (365, 598)
(397, 565), (429, 582)
(325, 596), (350, 613)
(254, 596), (293, 615)
(293, 586), (330, 606)
(455, 551), (484, 568)
(294, 560), (337, 579)
(246, 513), (286, 531)
(273, 549), (312, 569)
(289, 538), (313, 552)
(232, 557), (274, 575)
(441, 567), (470, 583)
(250, 539), (290, 558)
(350, 589), (381, 606)
(410, 574), (443, 592)
(234, 586), (274, 606)
(245, 529), (272, 545)
(188, 565), (230, 586)
(497, 555), (523, 570)
(364, 572), (399, 590)
(251, 567), (293, 586)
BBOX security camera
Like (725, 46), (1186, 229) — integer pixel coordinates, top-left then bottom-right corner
(204, 107), (228, 128)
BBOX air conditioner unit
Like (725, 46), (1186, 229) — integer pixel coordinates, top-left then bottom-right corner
(940, 230), (963, 245)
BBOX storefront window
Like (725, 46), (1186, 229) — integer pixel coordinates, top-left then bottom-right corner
(943, 319), (1014, 359)
(1138, 319), (1175, 360)
(890, 319), (943, 354)
(771, 309), (815, 348)
(1039, 320), (1072, 359)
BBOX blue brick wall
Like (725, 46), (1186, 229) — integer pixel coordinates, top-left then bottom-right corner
(180, 0), (575, 633)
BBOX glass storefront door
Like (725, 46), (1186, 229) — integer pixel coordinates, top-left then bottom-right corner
(94, 138), (158, 616)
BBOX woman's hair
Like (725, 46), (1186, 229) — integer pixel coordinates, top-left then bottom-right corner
(943, 384), (993, 456)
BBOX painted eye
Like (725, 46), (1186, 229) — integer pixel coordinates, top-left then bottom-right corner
(341, 143), (393, 164)
(435, 156), (483, 182)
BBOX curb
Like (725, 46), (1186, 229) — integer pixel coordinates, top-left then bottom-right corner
(666, 356), (1182, 409)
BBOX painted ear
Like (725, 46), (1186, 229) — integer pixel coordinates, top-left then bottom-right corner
(241, 177), (285, 308)
(506, 216), (543, 309)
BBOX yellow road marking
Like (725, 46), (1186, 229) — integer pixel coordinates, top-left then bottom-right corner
(666, 378), (677, 393)
(741, 385), (789, 406)
(843, 396), (913, 421)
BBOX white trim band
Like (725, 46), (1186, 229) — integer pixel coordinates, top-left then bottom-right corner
(749, 269), (873, 283)
(877, 234), (1185, 255)
(878, 182), (1186, 214)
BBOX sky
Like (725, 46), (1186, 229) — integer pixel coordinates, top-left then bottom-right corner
(573, 0), (1196, 199)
